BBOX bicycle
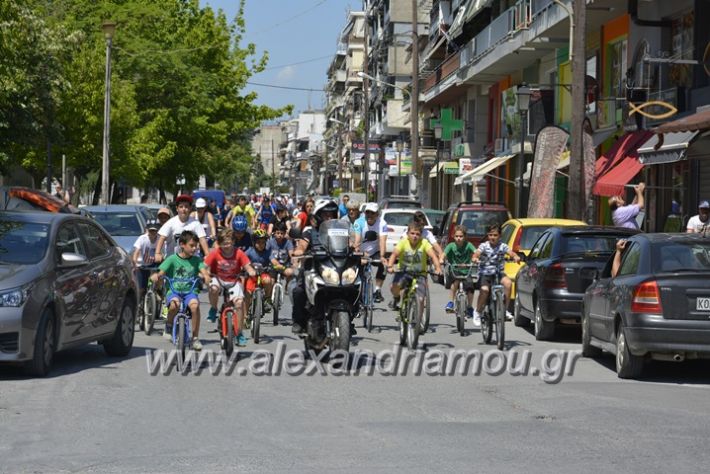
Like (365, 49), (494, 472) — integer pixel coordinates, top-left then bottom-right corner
(138, 265), (162, 336)
(359, 257), (380, 332)
(397, 270), (435, 350)
(271, 266), (286, 327)
(245, 263), (266, 344)
(479, 271), (506, 350)
(163, 276), (201, 366)
(214, 278), (240, 358)
(446, 263), (478, 336)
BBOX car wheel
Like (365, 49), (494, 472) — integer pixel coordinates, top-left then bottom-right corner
(103, 298), (136, 357)
(581, 310), (602, 358)
(616, 321), (643, 379)
(534, 300), (554, 341)
(513, 293), (530, 328)
(25, 308), (55, 377)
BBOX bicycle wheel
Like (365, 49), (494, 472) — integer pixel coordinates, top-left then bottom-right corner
(252, 290), (262, 344)
(495, 293), (505, 350)
(407, 297), (420, 350)
(398, 301), (407, 346)
(176, 316), (186, 367)
(456, 290), (466, 336)
(418, 284), (430, 335)
(221, 308), (234, 357)
(144, 290), (157, 336)
(272, 283), (282, 326)
(481, 306), (493, 344)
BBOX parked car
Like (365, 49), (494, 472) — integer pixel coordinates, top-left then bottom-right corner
(381, 209), (432, 255)
(192, 189), (226, 209)
(582, 233), (710, 378)
(1, 186), (80, 214)
(84, 205), (150, 254)
(144, 203), (173, 220)
(0, 211), (137, 376)
(514, 226), (639, 341)
(501, 218), (587, 298)
(379, 195), (421, 209)
(422, 208), (446, 235)
(439, 201), (511, 249)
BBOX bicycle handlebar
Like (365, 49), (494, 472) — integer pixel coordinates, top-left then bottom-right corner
(162, 276), (202, 295)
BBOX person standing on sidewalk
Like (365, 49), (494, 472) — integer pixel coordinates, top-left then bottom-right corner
(686, 200), (710, 233)
(609, 182), (645, 229)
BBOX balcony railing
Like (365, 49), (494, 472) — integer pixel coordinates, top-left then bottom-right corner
(423, 52), (461, 92)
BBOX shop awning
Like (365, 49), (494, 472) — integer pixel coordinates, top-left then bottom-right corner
(638, 131), (699, 165)
(595, 130), (654, 179)
(428, 162), (445, 178)
(593, 157), (644, 196)
(454, 153), (515, 186)
(593, 130), (654, 196)
(652, 107), (710, 134)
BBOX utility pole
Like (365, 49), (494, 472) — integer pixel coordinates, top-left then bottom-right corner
(363, 8), (370, 199)
(410, 0), (419, 199)
(271, 138), (275, 191)
(567, 0), (586, 220)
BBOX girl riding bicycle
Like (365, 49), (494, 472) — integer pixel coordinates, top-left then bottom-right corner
(471, 224), (520, 327)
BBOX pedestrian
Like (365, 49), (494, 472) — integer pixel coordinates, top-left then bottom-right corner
(339, 195), (350, 218)
(686, 200), (710, 233)
(54, 183), (68, 203)
(609, 182), (645, 229)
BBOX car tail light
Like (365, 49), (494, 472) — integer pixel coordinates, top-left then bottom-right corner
(631, 281), (663, 314)
(544, 263), (566, 289)
(512, 227), (523, 252)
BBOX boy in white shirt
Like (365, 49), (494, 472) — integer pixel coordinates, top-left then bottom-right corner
(154, 194), (209, 262)
(132, 218), (160, 309)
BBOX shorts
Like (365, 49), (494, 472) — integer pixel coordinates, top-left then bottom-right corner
(211, 279), (244, 301)
(246, 273), (271, 293)
(167, 292), (199, 309)
(478, 273), (506, 289)
(392, 272), (427, 299)
(368, 252), (386, 281)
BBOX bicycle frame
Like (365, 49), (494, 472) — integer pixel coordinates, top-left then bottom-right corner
(163, 277), (201, 344)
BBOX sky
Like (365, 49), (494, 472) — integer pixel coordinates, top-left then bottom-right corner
(202, 0), (359, 117)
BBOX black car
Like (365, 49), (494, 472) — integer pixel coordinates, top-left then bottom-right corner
(0, 211), (138, 376)
(582, 233), (710, 378)
(514, 226), (639, 341)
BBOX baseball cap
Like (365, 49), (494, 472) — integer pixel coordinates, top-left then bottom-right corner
(364, 202), (379, 213)
(157, 207), (171, 217)
(195, 197), (207, 208)
(175, 194), (192, 205)
(146, 219), (160, 230)
(699, 200), (710, 209)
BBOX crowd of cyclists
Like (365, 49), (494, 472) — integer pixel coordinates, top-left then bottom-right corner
(130, 192), (514, 351)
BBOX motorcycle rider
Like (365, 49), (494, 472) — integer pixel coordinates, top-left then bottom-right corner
(290, 199), (340, 334)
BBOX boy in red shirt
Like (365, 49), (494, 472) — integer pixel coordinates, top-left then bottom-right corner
(205, 229), (256, 345)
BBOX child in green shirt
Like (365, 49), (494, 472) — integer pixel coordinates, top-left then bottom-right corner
(441, 225), (476, 317)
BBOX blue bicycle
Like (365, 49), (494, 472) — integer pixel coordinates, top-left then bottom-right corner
(163, 276), (202, 366)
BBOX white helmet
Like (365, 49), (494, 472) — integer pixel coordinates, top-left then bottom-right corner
(313, 199), (339, 226)
(364, 202), (379, 214)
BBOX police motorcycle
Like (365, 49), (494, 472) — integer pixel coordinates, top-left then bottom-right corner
(291, 219), (372, 354)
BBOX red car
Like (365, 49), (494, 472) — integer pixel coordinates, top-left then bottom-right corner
(438, 201), (511, 249)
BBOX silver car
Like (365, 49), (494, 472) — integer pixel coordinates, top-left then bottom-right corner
(0, 211), (138, 376)
(83, 205), (151, 254)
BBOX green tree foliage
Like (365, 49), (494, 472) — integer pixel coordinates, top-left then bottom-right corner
(1, 0), (291, 198)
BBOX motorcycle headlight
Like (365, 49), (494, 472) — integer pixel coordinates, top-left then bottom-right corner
(341, 268), (358, 285)
(0, 285), (30, 308)
(320, 266), (340, 285)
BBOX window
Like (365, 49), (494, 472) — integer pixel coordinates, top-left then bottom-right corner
(500, 224), (515, 248)
(56, 224), (85, 259)
(618, 243), (641, 276)
(539, 234), (555, 259)
(529, 233), (549, 260)
(0, 221), (49, 264)
(77, 222), (113, 260)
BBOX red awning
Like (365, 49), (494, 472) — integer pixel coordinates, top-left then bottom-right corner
(594, 130), (653, 179)
(593, 156), (644, 196)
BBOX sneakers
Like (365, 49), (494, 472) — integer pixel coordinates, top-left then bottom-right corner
(192, 338), (203, 351)
(350, 323), (357, 336)
(207, 307), (217, 323)
(466, 307), (474, 319)
(237, 332), (248, 347)
(159, 306), (168, 320)
(292, 323), (305, 335)
(445, 301), (455, 313)
(163, 324), (173, 341)
(388, 299), (400, 311)
(505, 310), (513, 321)
(373, 290), (384, 303)
(472, 310), (481, 328)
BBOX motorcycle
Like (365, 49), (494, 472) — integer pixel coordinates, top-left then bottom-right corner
(291, 220), (368, 354)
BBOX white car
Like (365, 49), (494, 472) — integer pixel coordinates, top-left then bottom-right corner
(381, 209), (433, 255)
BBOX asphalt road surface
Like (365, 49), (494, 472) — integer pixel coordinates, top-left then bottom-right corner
(2, 279), (710, 473)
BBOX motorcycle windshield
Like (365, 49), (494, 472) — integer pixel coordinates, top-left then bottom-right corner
(320, 220), (350, 255)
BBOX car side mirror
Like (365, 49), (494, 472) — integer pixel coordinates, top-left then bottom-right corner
(289, 228), (303, 240)
(364, 230), (378, 242)
(60, 252), (88, 268)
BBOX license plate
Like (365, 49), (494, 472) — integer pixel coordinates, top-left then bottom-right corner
(696, 297), (710, 311)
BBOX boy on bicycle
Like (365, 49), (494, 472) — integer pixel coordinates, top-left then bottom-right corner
(204, 229), (256, 347)
(244, 230), (273, 342)
(441, 225), (476, 317)
(132, 218), (160, 311)
(268, 221), (295, 280)
(152, 231), (211, 351)
(471, 224), (520, 327)
(386, 221), (442, 312)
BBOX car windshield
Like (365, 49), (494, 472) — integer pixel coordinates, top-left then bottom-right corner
(385, 212), (416, 227)
(561, 235), (617, 253)
(91, 212), (143, 236)
(457, 211), (509, 235)
(0, 221), (49, 264)
(654, 241), (710, 272)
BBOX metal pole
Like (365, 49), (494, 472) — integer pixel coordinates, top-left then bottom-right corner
(517, 110), (526, 217)
(46, 136), (52, 193)
(101, 35), (113, 204)
(410, 0), (419, 199)
(337, 126), (343, 191)
(61, 154), (66, 190)
(568, 0), (586, 220)
(436, 140), (441, 209)
(363, 11), (370, 199)
(271, 139), (275, 191)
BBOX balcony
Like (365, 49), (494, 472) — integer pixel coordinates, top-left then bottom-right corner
(423, 52), (460, 92)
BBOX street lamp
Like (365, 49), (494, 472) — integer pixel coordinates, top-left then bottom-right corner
(516, 83), (531, 217)
(434, 124), (443, 209)
(101, 20), (116, 205)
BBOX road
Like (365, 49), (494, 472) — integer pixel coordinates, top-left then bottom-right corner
(2, 280), (710, 473)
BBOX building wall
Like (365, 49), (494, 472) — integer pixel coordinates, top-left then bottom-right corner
(251, 125), (283, 177)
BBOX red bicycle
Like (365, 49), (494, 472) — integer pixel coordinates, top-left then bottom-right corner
(215, 278), (241, 357)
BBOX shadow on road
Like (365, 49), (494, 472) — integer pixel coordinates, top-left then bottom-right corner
(590, 354), (710, 385)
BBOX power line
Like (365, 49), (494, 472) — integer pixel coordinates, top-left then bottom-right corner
(262, 54), (332, 70)
(247, 81), (324, 92)
(251, 0), (328, 36)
